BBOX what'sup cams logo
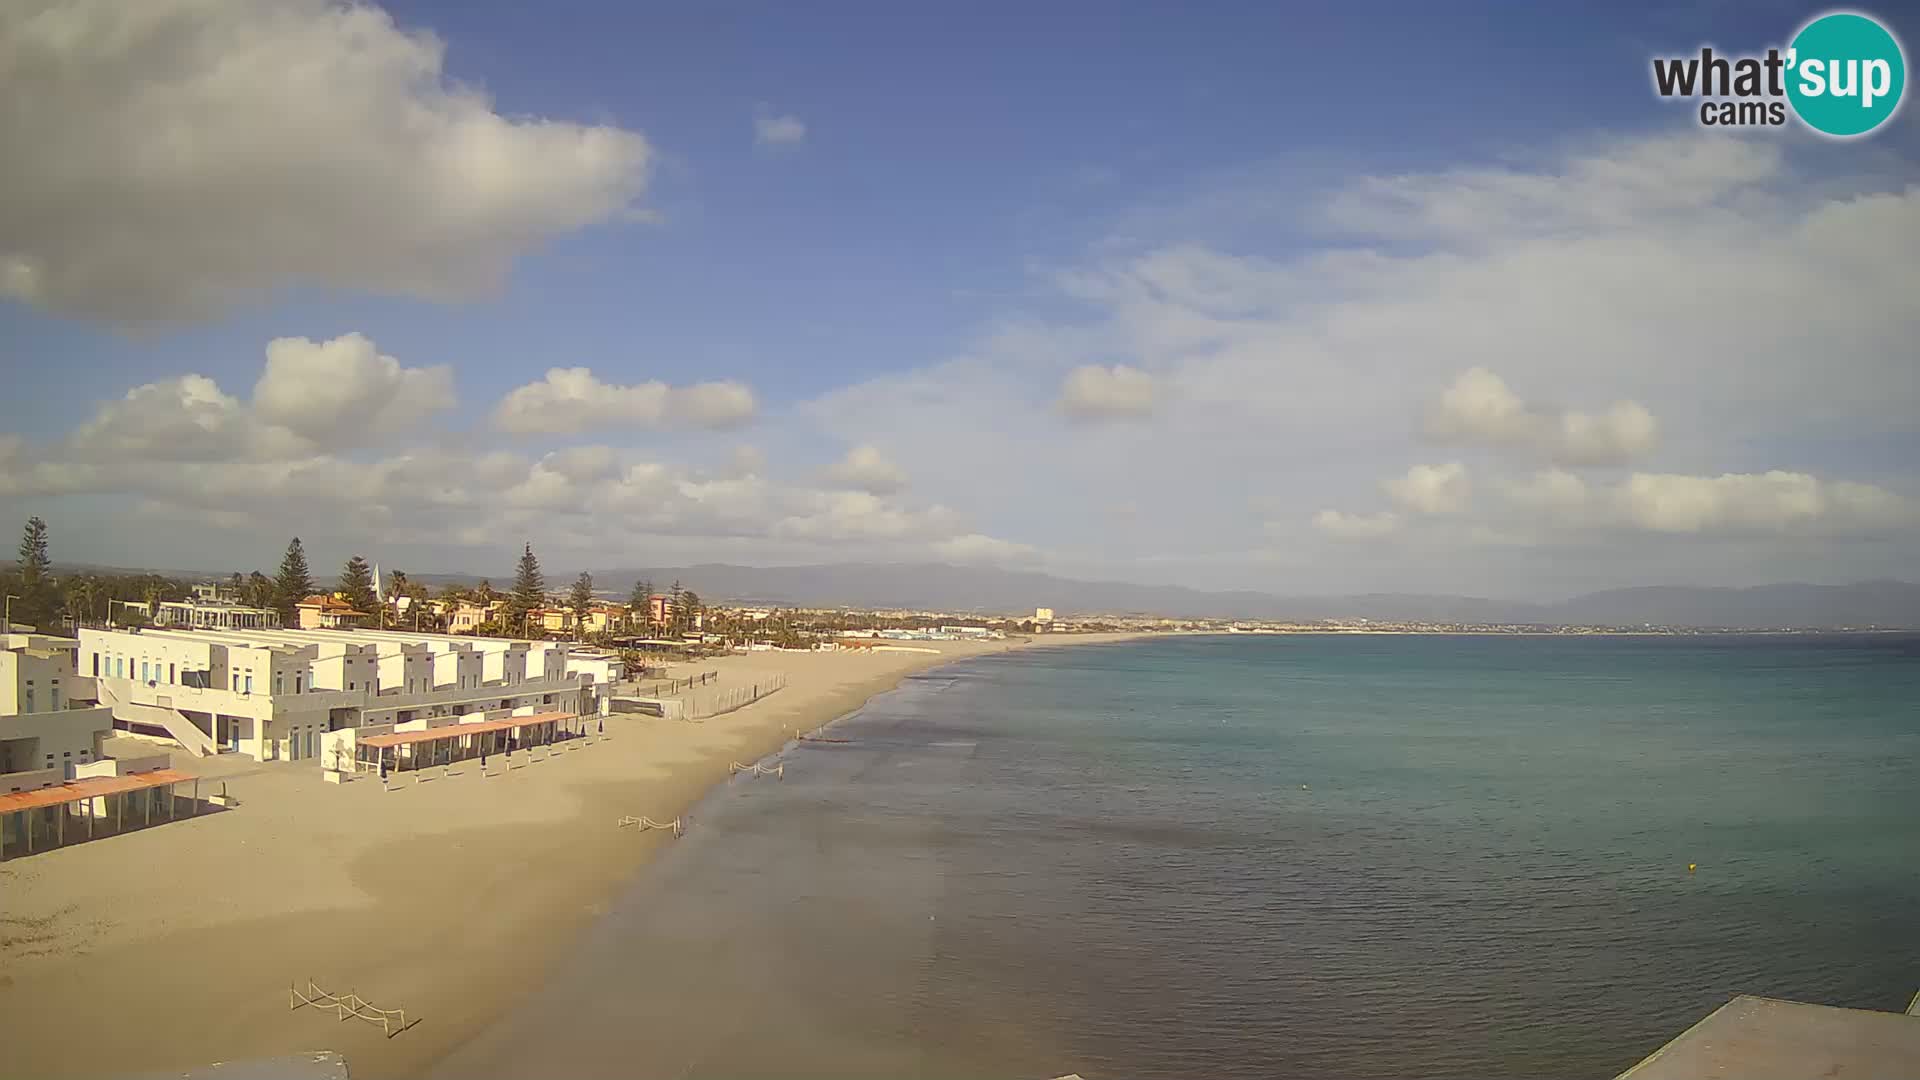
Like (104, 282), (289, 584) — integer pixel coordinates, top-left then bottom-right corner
(1652, 10), (1906, 136)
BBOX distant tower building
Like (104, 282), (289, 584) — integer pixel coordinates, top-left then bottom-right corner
(1034, 607), (1055, 632)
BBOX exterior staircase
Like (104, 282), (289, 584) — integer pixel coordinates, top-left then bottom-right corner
(95, 679), (221, 757)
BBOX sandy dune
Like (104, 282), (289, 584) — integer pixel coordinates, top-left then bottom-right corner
(0, 633), (1143, 1079)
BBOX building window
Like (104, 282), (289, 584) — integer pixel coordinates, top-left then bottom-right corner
(296, 675), (303, 693)
(169, 663), (176, 683)
(245, 675), (253, 693)
(24, 689), (34, 712)
(51, 688), (61, 710)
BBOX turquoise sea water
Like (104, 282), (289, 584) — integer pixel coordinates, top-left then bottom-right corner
(435, 634), (1920, 1079)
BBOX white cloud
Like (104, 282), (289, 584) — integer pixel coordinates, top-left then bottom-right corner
(57, 332), (449, 463)
(1426, 368), (1657, 466)
(1386, 462), (1472, 515)
(728, 445), (767, 478)
(493, 367), (756, 434)
(825, 445), (908, 495)
(0, 0), (652, 324)
(1613, 471), (1911, 535)
(772, 491), (960, 543)
(1323, 132), (1783, 244)
(1495, 468), (1914, 537)
(1311, 510), (1402, 540)
(66, 374), (310, 463)
(1056, 364), (1157, 419)
(934, 533), (1039, 566)
(753, 106), (807, 146)
(253, 333), (453, 438)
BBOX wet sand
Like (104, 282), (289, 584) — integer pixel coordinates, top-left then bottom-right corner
(0, 633), (1144, 1079)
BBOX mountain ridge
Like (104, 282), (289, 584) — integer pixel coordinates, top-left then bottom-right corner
(49, 560), (1920, 628)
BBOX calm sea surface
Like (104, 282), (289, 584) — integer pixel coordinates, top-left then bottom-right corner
(434, 634), (1920, 1079)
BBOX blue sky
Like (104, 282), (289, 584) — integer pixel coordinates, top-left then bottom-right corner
(1, 0), (1915, 598)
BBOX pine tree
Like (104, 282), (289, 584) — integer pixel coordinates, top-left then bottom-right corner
(244, 570), (273, 609)
(680, 588), (703, 635)
(14, 516), (54, 628)
(630, 579), (654, 629)
(273, 537), (315, 626)
(339, 555), (378, 620)
(507, 542), (545, 634)
(568, 571), (595, 636)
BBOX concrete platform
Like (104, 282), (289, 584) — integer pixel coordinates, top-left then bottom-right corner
(1617, 994), (1920, 1079)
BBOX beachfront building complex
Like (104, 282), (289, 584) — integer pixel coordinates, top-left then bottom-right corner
(1, 633), (116, 793)
(77, 625), (616, 764)
(154, 598), (281, 631)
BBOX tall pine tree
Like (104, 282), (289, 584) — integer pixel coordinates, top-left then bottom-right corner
(14, 516), (54, 628)
(273, 537), (315, 626)
(568, 571), (595, 636)
(629, 578), (654, 629)
(507, 542), (545, 635)
(339, 555), (378, 621)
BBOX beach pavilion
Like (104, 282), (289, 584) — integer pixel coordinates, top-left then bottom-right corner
(0, 768), (202, 860)
(351, 711), (583, 773)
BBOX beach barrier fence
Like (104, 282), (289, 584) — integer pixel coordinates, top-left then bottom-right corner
(641, 671), (719, 697)
(691, 674), (787, 720)
(617, 814), (685, 837)
(728, 760), (784, 780)
(289, 979), (417, 1038)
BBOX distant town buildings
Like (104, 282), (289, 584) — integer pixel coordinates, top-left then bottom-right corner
(296, 595), (370, 630)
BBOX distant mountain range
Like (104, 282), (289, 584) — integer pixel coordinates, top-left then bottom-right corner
(417, 563), (1919, 630)
(53, 559), (1920, 629)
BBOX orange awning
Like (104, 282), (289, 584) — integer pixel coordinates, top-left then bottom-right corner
(359, 711), (576, 750)
(0, 769), (197, 814)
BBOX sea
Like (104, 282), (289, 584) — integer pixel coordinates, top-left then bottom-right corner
(432, 633), (1920, 1079)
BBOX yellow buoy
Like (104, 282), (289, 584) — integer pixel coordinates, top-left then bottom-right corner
(1688, 863), (1697, 873)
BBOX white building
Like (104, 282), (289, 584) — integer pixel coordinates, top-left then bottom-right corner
(78, 625), (615, 765)
(1, 633), (115, 793)
(155, 599), (282, 631)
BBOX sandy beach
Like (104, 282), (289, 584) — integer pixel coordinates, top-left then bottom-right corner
(0, 632), (1145, 1079)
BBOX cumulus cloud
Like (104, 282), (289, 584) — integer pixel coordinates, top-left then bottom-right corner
(58, 332), (448, 462)
(66, 375), (310, 463)
(1311, 510), (1402, 540)
(934, 533), (1039, 565)
(1613, 471), (1911, 535)
(1498, 468), (1914, 536)
(825, 445), (908, 495)
(1426, 368), (1657, 466)
(753, 106), (807, 146)
(771, 491), (960, 543)
(253, 333), (453, 438)
(0, 0), (653, 324)
(1386, 463), (1472, 515)
(493, 368), (756, 434)
(1056, 364), (1157, 419)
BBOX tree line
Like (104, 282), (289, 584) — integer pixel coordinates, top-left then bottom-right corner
(2, 516), (705, 642)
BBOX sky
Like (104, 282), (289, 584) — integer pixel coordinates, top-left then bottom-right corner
(1, 0), (1916, 599)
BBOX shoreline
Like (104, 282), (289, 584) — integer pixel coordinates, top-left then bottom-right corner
(0, 631), (1151, 1079)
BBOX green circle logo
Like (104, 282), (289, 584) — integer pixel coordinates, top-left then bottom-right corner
(1786, 12), (1907, 137)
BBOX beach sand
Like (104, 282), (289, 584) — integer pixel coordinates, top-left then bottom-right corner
(0, 633), (1144, 1079)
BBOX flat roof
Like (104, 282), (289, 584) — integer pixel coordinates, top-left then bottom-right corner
(358, 711), (575, 749)
(1617, 994), (1920, 1080)
(0, 769), (197, 814)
